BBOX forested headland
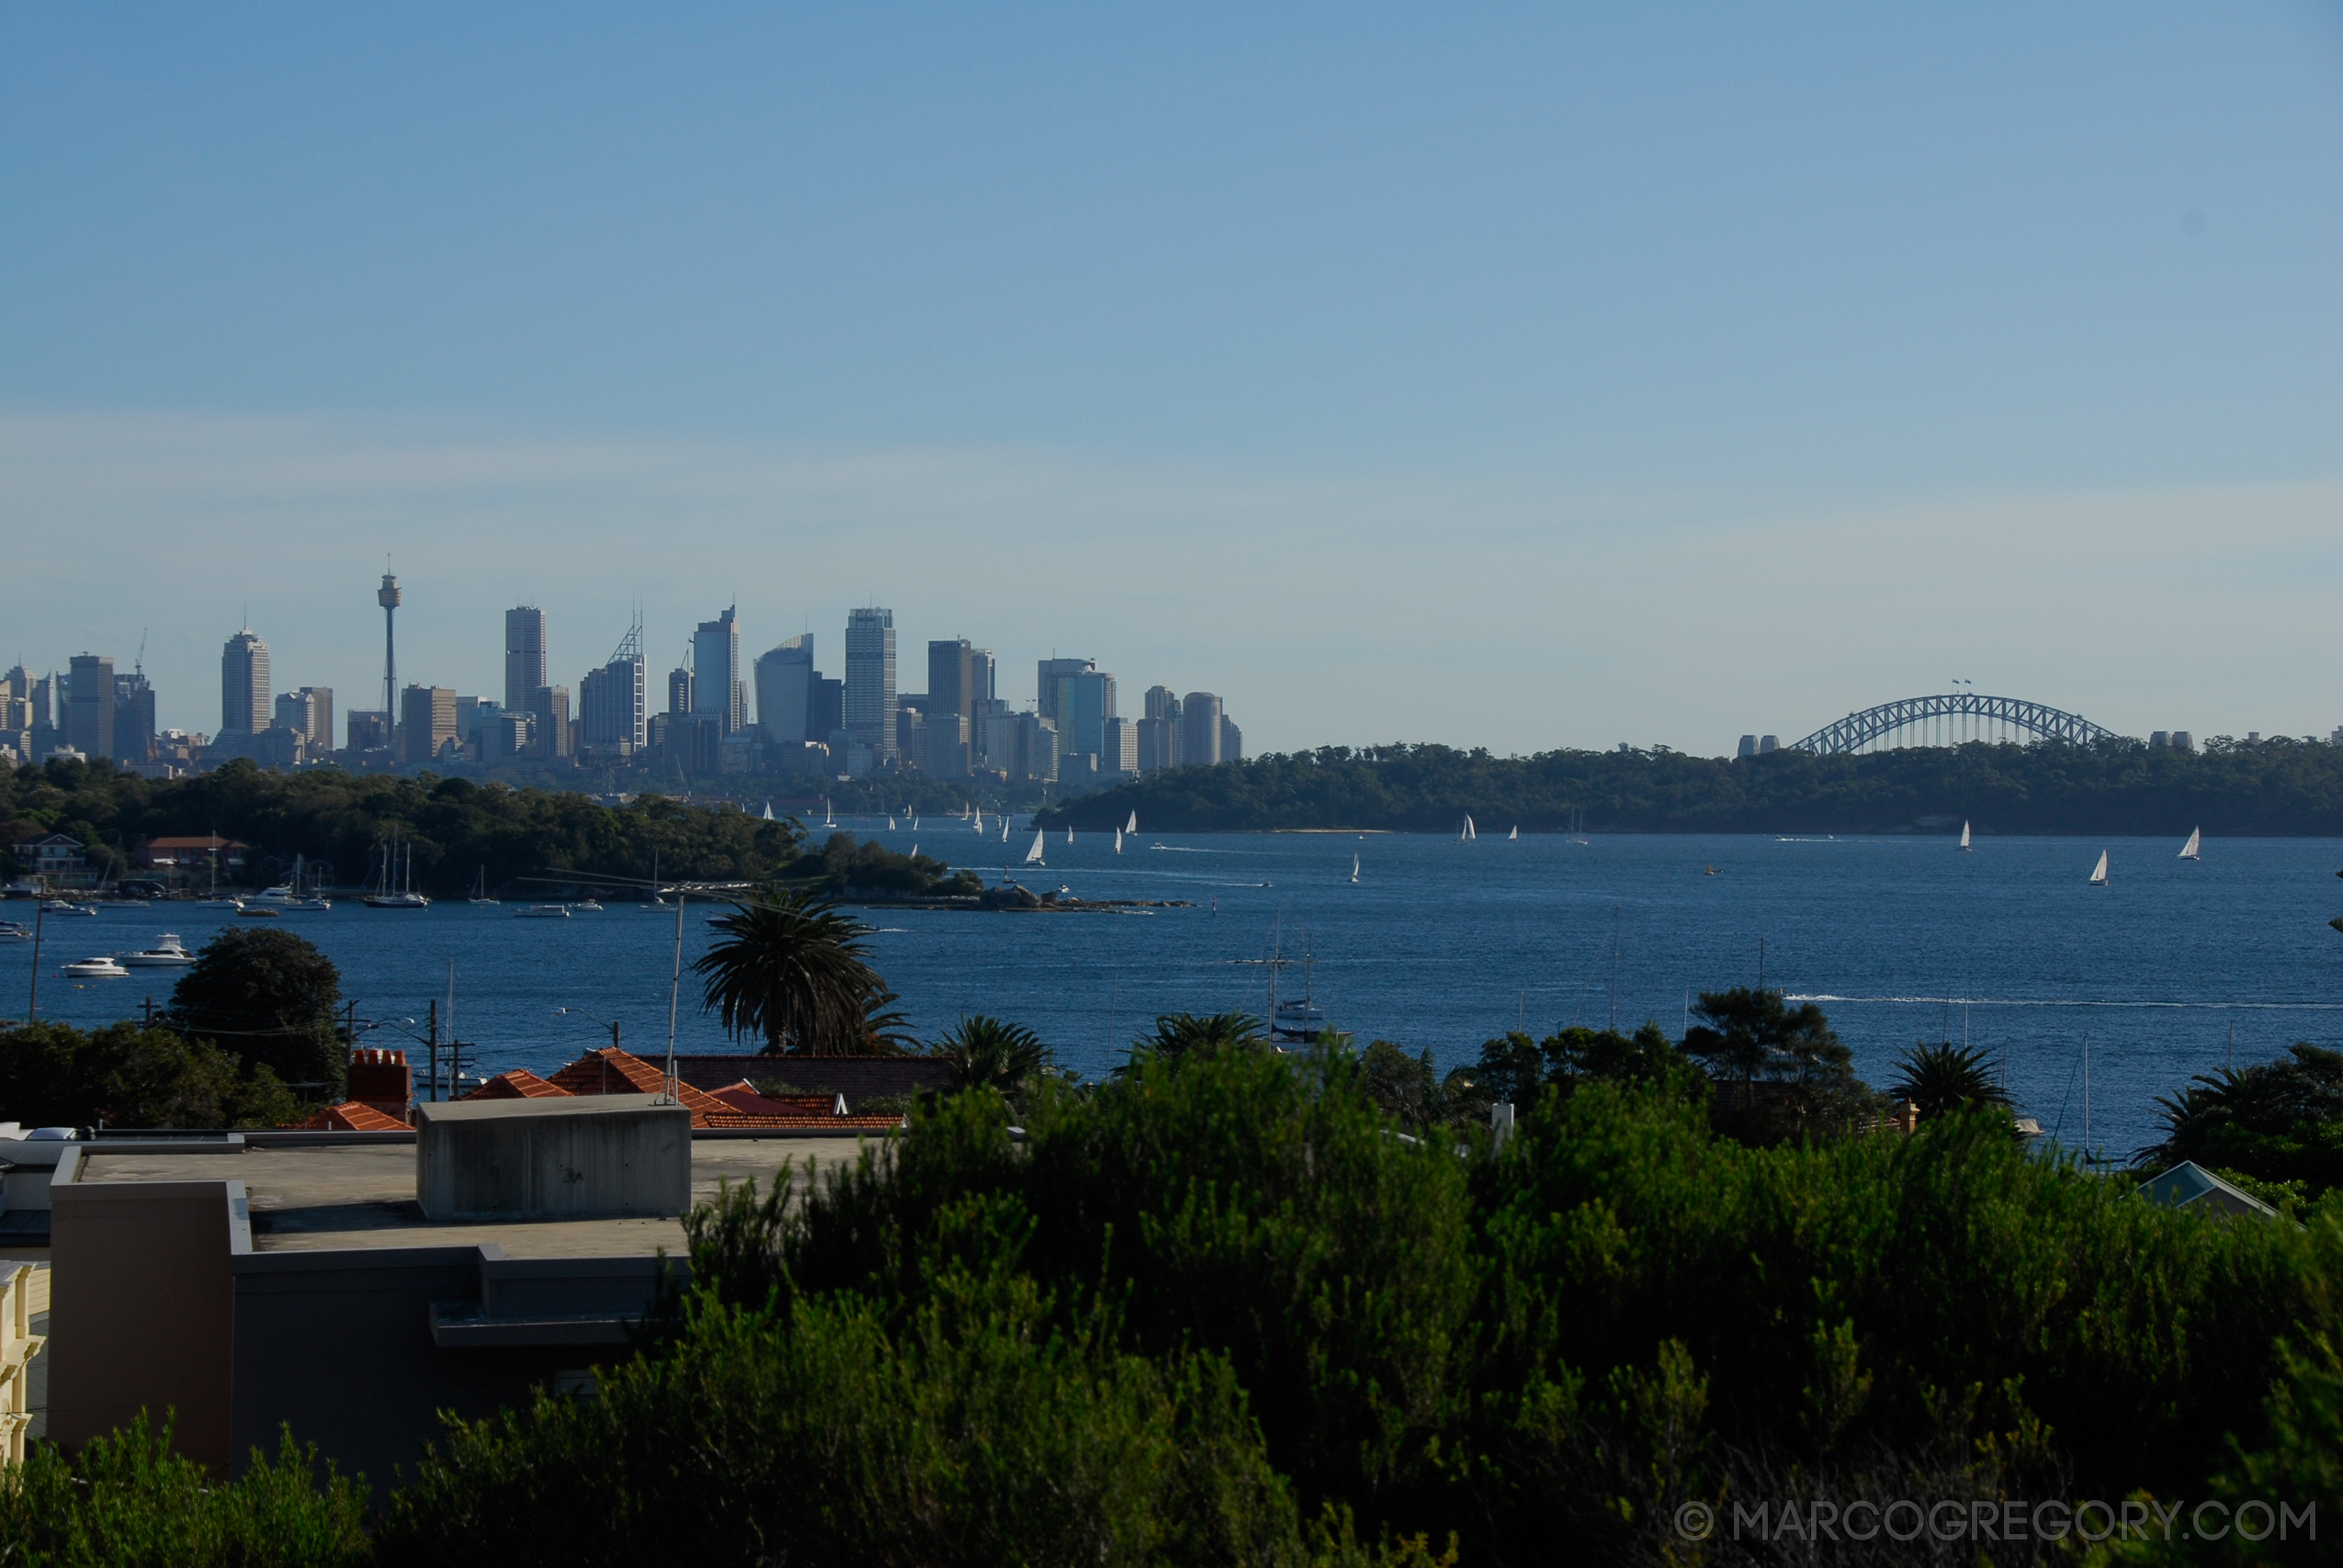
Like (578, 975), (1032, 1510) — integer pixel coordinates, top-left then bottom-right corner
(0, 758), (978, 897)
(1046, 736), (2343, 836)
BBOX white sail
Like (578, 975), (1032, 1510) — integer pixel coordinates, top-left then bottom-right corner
(1114, 828), (1124, 853)
(1126, 811), (1138, 834)
(910, 842), (917, 859)
(1066, 825), (1074, 845)
(1002, 815), (1010, 841)
(1350, 853), (1360, 884)
(1509, 826), (1518, 840)
(1025, 830), (1047, 865)
(1958, 821), (1970, 850)
(912, 817), (920, 830)
(1462, 814), (1476, 841)
(2179, 827), (2201, 860)
(2088, 850), (2109, 886)
(762, 800), (775, 821)
(973, 809), (984, 832)
(888, 816), (898, 830)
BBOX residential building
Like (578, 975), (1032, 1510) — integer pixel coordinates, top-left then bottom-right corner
(399, 685), (458, 765)
(66, 655), (116, 761)
(667, 665), (694, 718)
(14, 832), (88, 886)
(221, 629), (270, 737)
(1180, 693), (1224, 767)
(754, 636), (814, 745)
(1136, 718), (1176, 773)
(844, 608), (897, 766)
(504, 607), (548, 713)
(692, 608), (744, 735)
(1220, 716), (1242, 762)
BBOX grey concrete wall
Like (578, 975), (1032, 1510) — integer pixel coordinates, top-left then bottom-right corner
(49, 1179), (248, 1471)
(415, 1097), (691, 1221)
(229, 1247), (581, 1495)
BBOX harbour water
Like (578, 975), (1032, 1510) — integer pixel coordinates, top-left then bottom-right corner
(10, 825), (2342, 1162)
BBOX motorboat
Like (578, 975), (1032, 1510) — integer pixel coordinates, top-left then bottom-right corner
(118, 933), (197, 968)
(40, 899), (97, 918)
(570, 898), (605, 912)
(246, 886), (332, 913)
(515, 904), (572, 919)
(195, 897), (244, 910)
(0, 920), (30, 942)
(62, 956), (129, 979)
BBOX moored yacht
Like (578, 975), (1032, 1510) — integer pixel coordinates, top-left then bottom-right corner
(118, 933), (197, 968)
(62, 956), (129, 978)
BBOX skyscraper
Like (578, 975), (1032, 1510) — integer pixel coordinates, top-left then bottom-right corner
(115, 671), (156, 763)
(504, 606), (548, 712)
(924, 639), (975, 777)
(1180, 693), (1224, 767)
(66, 655), (116, 761)
(221, 628), (270, 736)
(1036, 658), (1094, 725)
(844, 607), (897, 765)
(755, 635), (815, 744)
(400, 685), (457, 765)
(581, 618), (647, 753)
(692, 607), (744, 735)
(1220, 716), (1243, 762)
(667, 665), (694, 717)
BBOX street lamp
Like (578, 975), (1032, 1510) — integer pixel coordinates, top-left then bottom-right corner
(553, 1007), (624, 1053)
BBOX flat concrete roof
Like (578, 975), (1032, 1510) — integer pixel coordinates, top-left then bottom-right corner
(71, 1137), (873, 1259)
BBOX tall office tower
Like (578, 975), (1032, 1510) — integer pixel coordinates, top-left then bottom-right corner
(1101, 715), (1138, 775)
(303, 688), (334, 751)
(378, 572), (402, 719)
(692, 607), (744, 735)
(924, 639), (975, 777)
(504, 606), (548, 712)
(1136, 717), (1176, 773)
(844, 607), (898, 762)
(29, 672), (55, 732)
(400, 685), (458, 765)
(1180, 693), (1224, 767)
(1143, 684), (1180, 721)
(1058, 670), (1115, 761)
(970, 649), (996, 706)
(668, 665), (694, 717)
(347, 711), (392, 751)
(221, 628), (270, 735)
(527, 686), (572, 758)
(1036, 658), (1094, 725)
(114, 671), (157, 763)
(1007, 713), (1058, 783)
(755, 635), (814, 744)
(1220, 716), (1242, 762)
(66, 655), (117, 761)
(972, 696), (1012, 773)
(582, 618), (648, 754)
(809, 674), (844, 744)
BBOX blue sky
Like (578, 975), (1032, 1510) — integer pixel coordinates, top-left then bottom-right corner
(5, 5), (2338, 751)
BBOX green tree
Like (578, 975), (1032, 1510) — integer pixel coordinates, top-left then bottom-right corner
(693, 887), (889, 1055)
(1118, 1011), (1267, 1074)
(1681, 987), (1849, 1104)
(1888, 1041), (2011, 1122)
(2139, 1043), (2343, 1201)
(930, 1015), (1056, 1096)
(166, 928), (345, 1100)
(0, 1021), (301, 1129)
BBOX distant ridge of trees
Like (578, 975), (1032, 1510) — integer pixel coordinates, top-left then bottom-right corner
(1044, 736), (2343, 835)
(0, 758), (978, 897)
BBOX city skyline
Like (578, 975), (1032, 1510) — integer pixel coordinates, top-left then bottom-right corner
(2, 9), (2337, 752)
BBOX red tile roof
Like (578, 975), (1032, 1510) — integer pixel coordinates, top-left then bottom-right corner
(461, 1068), (570, 1100)
(291, 1100), (410, 1132)
(547, 1046), (900, 1132)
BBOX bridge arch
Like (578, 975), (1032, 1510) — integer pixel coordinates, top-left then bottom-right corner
(1789, 694), (2122, 755)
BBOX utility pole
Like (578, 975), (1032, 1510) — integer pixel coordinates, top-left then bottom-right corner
(427, 998), (439, 1102)
(26, 894), (43, 1020)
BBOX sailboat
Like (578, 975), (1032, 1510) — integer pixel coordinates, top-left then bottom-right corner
(972, 807), (984, 833)
(823, 798), (835, 828)
(761, 800), (775, 821)
(888, 816), (898, 830)
(912, 816), (920, 830)
(1024, 830), (1047, 867)
(468, 868), (499, 907)
(2088, 850), (2109, 887)
(2179, 827), (2201, 861)
(1567, 807), (1589, 846)
(364, 834), (431, 908)
(1349, 853), (1360, 885)
(1461, 814), (1477, 842)
(909, 841), (918, 860)
(1114, 827), (1124, 854)
(1958, 821), (1972, 851)
(1065, 825), (1074, 846)
(1125, 811), (1138, 835)
(1001, 814), (1010, 842)
(1508, 826), (1518, 841)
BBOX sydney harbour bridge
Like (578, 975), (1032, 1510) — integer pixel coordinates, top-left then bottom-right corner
(1786, 693), (2122, 756)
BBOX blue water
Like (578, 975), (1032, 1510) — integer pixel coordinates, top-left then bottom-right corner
(11, 825), (2343, 1161)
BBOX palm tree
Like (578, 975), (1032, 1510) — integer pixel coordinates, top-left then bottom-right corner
(1117, 1011), (1267, 1076)
(930, 1015), (1055, 1095)
(693, 887), (886, 1055)
(1887, 1042), (2011, 1122)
